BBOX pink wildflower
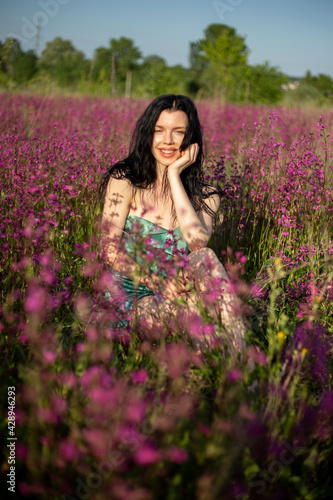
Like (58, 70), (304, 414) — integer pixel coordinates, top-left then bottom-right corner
(133, 444), (161, 466)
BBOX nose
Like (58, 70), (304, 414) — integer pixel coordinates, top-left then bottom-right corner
(164, 130), (174, 144)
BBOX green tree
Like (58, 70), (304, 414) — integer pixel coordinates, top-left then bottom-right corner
(190, 24), (249, 99)
(303, 71), (333, 99)
(134, 55), (191, 97)
(12, 50), (38, 83)
(0, 38), (22, 77)
(0, 38), (37, 84)
(135, 55), (168, 96)
(165, 64), (192, 96)
(39, 37), (88, 86)
(93, 46), (112, 81)
(287, 83), (325, 105)
(92, 37), (141, 95)
(244, 62), (288, 104)
(110, 37), (141, 79)
(0, 41), (3, 72)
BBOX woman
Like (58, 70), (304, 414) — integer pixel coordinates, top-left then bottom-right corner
(100, 94), (245, 352)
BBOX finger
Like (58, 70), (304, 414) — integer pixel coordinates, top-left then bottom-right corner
(190, 143), (199, 160)
(189, 147), (197, 163)
(181, 147), (192, 164)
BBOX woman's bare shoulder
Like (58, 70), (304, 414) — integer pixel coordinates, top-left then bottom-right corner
(105, 176), (134, 198)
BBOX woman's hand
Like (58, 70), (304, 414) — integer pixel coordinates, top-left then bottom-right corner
(158, 275), (188, 299)
(168, 143), (199, 176)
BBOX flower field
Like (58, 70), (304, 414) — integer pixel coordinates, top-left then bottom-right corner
(1, 92), (333, 500)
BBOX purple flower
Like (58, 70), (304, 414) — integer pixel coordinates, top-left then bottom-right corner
(131, 369), (148, 384)
(59, 441), (79, 461)
(227, 369), (243, 382)
(164, 447), (187, 463)
(24, 283), (48, 315)
(133, 444), (161, 466)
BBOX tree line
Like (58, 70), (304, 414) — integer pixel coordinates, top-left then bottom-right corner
(1, 24), (332, 104)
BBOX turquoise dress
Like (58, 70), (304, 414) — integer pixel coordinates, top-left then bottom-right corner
(104, 214), (188, 310)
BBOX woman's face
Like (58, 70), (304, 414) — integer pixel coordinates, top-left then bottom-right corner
(151, 110), (188, 168)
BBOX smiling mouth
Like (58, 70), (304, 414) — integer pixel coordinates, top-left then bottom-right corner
(159, 149), (177, 156)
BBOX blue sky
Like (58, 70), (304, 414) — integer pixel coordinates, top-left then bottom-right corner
(0, 0), (332, 78)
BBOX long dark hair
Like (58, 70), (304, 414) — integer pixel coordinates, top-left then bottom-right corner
(100, 94), (222, 217)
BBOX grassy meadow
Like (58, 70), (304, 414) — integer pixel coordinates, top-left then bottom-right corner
(1, 92), (333, 499)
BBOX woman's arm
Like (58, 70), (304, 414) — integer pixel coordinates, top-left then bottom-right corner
(101, 177), (133, 270)
(167, 144), (220, 252)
